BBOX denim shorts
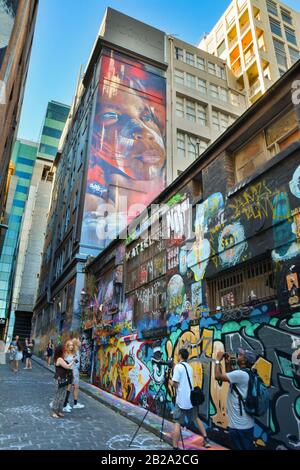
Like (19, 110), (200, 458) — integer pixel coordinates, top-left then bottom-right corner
(173, 405), (198, 425)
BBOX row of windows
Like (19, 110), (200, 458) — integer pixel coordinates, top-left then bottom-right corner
(16, 184), (28, 194)
(269, 16), (297, 46)
(39, 143), (58, 157)
(267, 1), (293, 27)
(174, 69), (241, 106)
(15, 170), (32, 180)
(273, 38), (300, 72)
(41, 125), (63, 140)
(176, 97), (207, 126)
(17, 157), (35, 167)
(177, 131), (209, 161)
(174, 46), (226, 79)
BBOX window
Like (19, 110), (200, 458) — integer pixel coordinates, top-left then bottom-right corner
(17, 157), (35, 167)
(212, 111), (220, 131)
(285, 26), (297, 46)
(267, 0), (278, 16)
(270, 17), (282, 37)
(176, 96), (184, 117)
(177, 132), (185, 158)
(234, 131), (267, 181)
(281, 8), (292, 25)
(42, 126), (62, 139)
(15, 170), (31, 180)
(219, 87), (228, 102)
(186, 73), (196, 89)
(186, 51), (195, 66)
(216, 64), (226, 79)
(266, 108), (299, 156)
(174, 69), (184, 85)
(230, 91), (239, 106)
(186, 100), (196, 122)
(289, 47), (300, 64)
(210, 84), (219, 99)
(217, 41), (226, 57)
(273, 38), (287, 70)
(197, 104), (207, 126)
(198, 78), (207, 95)
(175, 47), (184, 61)
(208, 62), (216, 75)
(39, 143), (58, 157)
(196, 57), (205, 70)
(188, 136), (197, 160)
(207, 258), (276, 312)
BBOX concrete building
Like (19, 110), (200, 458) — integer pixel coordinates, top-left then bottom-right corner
(32, 9), (248, 350)
(199, 0), (300, 104)
(0, 0), (38, 233)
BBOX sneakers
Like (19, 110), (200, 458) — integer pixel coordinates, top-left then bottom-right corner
(49, 401), (53, 408)
(63, 404), (72, 413)
(73, 403), (85, 409)
(203, 437), (212, 448)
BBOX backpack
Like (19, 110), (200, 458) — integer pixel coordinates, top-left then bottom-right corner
(232, 369), (269, 417)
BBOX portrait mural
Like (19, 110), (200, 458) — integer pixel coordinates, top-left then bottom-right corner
(81, 48), (166, 249)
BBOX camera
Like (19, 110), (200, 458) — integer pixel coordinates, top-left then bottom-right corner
(152, 351), (173, 368)
(223, 351), (238, 372)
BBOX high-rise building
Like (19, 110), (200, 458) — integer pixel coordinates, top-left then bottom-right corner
(0, 0), (39, 231)
(32, 9), (247, 346)
(198, 0), (300, 104)
(1, 101), (70, 341)
(0, 139), (37, 339)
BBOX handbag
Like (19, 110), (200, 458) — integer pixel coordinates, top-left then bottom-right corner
(57, 377), (68, 388)
(181, 363), (205, 406)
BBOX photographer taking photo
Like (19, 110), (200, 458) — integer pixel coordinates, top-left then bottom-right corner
(214, 348), (257, 450)
(171, 348), (211, 450)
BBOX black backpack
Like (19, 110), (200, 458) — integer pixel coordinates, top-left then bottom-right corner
(181, 363), (205, 406)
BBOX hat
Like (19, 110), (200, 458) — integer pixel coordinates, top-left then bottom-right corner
(237, 348), (256, 366)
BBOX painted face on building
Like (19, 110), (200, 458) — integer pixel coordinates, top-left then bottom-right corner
(94, 82), (165, 181)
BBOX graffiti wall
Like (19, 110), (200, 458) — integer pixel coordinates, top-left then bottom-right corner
(0, 0), (18, 68)
(81, 48), (166, 250)
(90, 148), (300, 449)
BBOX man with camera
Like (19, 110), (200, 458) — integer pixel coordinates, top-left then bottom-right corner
(171, 348), (211, 450)
(214, 348), (257, 450)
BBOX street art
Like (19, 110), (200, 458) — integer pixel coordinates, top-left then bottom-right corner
(81, 48), (166, 249)
(90, 150), (300, 450)
(218, 222), (248, 268)
(289, 165), (300, 199)
(0, 0), (18, 68)
(272, 192), (300, 262)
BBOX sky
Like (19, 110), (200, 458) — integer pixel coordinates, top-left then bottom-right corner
(18, 0), (300, 142)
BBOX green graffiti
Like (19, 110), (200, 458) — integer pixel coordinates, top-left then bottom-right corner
(270, 412), (275, 433)
(269, 318), (279, 327)
(166, 193), (185, 207)
(240, 320), (259, 337)
(207, 326), (221, 340)
(296, 397), (300, 420)
(287, 312), (300, 326)
(221, 321), (240, 334)
(278, 357), (294, 377)
(210, 401), (217, 416)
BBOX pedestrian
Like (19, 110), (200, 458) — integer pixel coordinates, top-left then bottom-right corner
(62, 339), (76, 412)
(171, 348), (211, 449)
(214, 348), (257, 450)
(14, 340), (23, 373)
(8, 336), (21, 373)
(23, 337), (34, 370)
(71, 338), (85, 409)
(51, 344), (76, 419)
(46, 340), (54, 366)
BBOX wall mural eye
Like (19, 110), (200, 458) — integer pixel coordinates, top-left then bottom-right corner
(101, 112), (120, 123)
(142, 113), (154, 123)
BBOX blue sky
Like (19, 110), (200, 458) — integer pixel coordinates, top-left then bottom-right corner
(18, 0), (300, 142)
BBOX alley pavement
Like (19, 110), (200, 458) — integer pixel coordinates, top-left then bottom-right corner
(0, 361), (171, 450)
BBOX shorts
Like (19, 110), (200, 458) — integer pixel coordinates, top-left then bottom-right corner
(72, 369), (80, 385)
(173, 405), (198, 426)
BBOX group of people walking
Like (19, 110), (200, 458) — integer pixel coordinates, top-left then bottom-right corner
(50, 338), (85, 419)
(9, 336), (34, 373)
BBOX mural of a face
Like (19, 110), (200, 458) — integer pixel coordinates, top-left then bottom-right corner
(82, 49), (166, 248)
(218, 222), (248, 268)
